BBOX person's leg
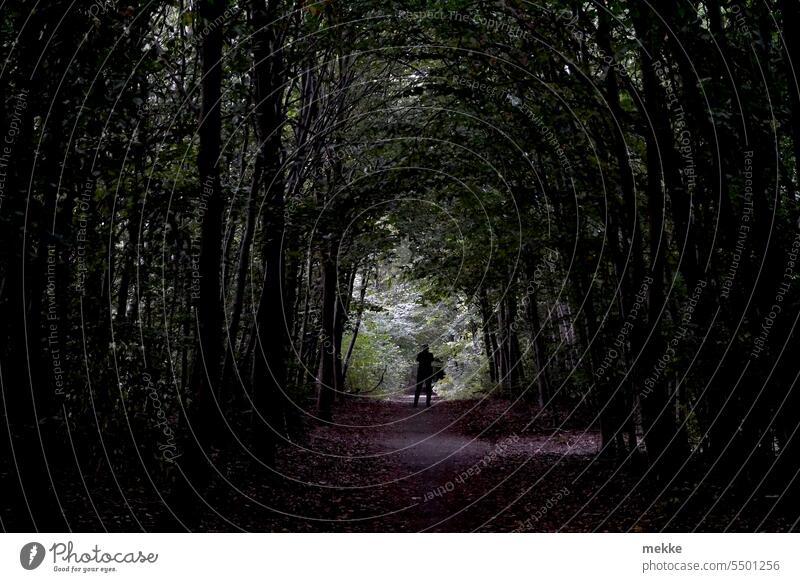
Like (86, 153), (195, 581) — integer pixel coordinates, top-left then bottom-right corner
(425, 378), (432, 407)
(414, 379), (422, 407)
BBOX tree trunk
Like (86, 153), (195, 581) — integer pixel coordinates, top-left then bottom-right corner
(525, 287), (550, 408)
(250, 0), (289, 464)
(293, 253), (315, 387)
(632, 4), (689, 477)
(505, 292), (524, 391)
(221, 155), (264, 393)
(114, 201), (139, 323)
(342, 266), (370, 386)
(782, 0), (800, 187)
(496, 304), (509, 394)
(479, 288), (497, 383)
(187, 0), (226, 451)
(316, 248), (338, 422)
(333, 287), (347, 403)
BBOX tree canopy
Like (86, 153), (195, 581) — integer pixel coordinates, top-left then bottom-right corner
(2, 0), (800, 532)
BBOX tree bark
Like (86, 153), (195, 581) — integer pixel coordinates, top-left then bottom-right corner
(250, 0), (289, 464)
(342, 266), (370, 386)
(479, 288), (497, 383)
(221, 155), (264, 393)
(781, 0), (800, 187)
(316, 248), (338, 422)
(187, 0), (226, 449)
(632, 3), (689, 477)
(525, 286), (550, 408)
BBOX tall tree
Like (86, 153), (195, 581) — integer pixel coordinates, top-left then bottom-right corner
(251, 0), (290, 461)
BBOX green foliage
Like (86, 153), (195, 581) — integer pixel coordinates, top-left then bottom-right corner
(345, 253), (488, 397)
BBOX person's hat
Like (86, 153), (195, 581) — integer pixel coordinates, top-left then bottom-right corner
(421, 343), (429, 349)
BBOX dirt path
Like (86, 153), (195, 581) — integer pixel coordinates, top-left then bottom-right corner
(380, 396), (497, 531)
(58, 394), (796, 532)
(53, 395), (796, 531)
(232, 395), (660, 532)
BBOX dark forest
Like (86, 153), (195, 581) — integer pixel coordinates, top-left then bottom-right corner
(2, 0), (800, 532)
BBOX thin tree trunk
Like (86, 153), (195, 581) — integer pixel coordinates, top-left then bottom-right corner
(526, 287), (550, 408)
(115, 202), (139, 323)
(316, 248), (338, 421)
(332, 265), (356, 402)
(221, 155), (264, 393)
(293, 252), (314, 387)
(506, 291), (524, 389)
(342, 266), (370, 386)
(479, 289), (497, 383)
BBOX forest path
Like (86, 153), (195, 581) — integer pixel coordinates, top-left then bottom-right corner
(253, 396), (659, 532)
(378, 395), (496, 531)
(65, 395), (790, 532)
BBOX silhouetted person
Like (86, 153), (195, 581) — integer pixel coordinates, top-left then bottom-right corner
(414, 344), (435, 407)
